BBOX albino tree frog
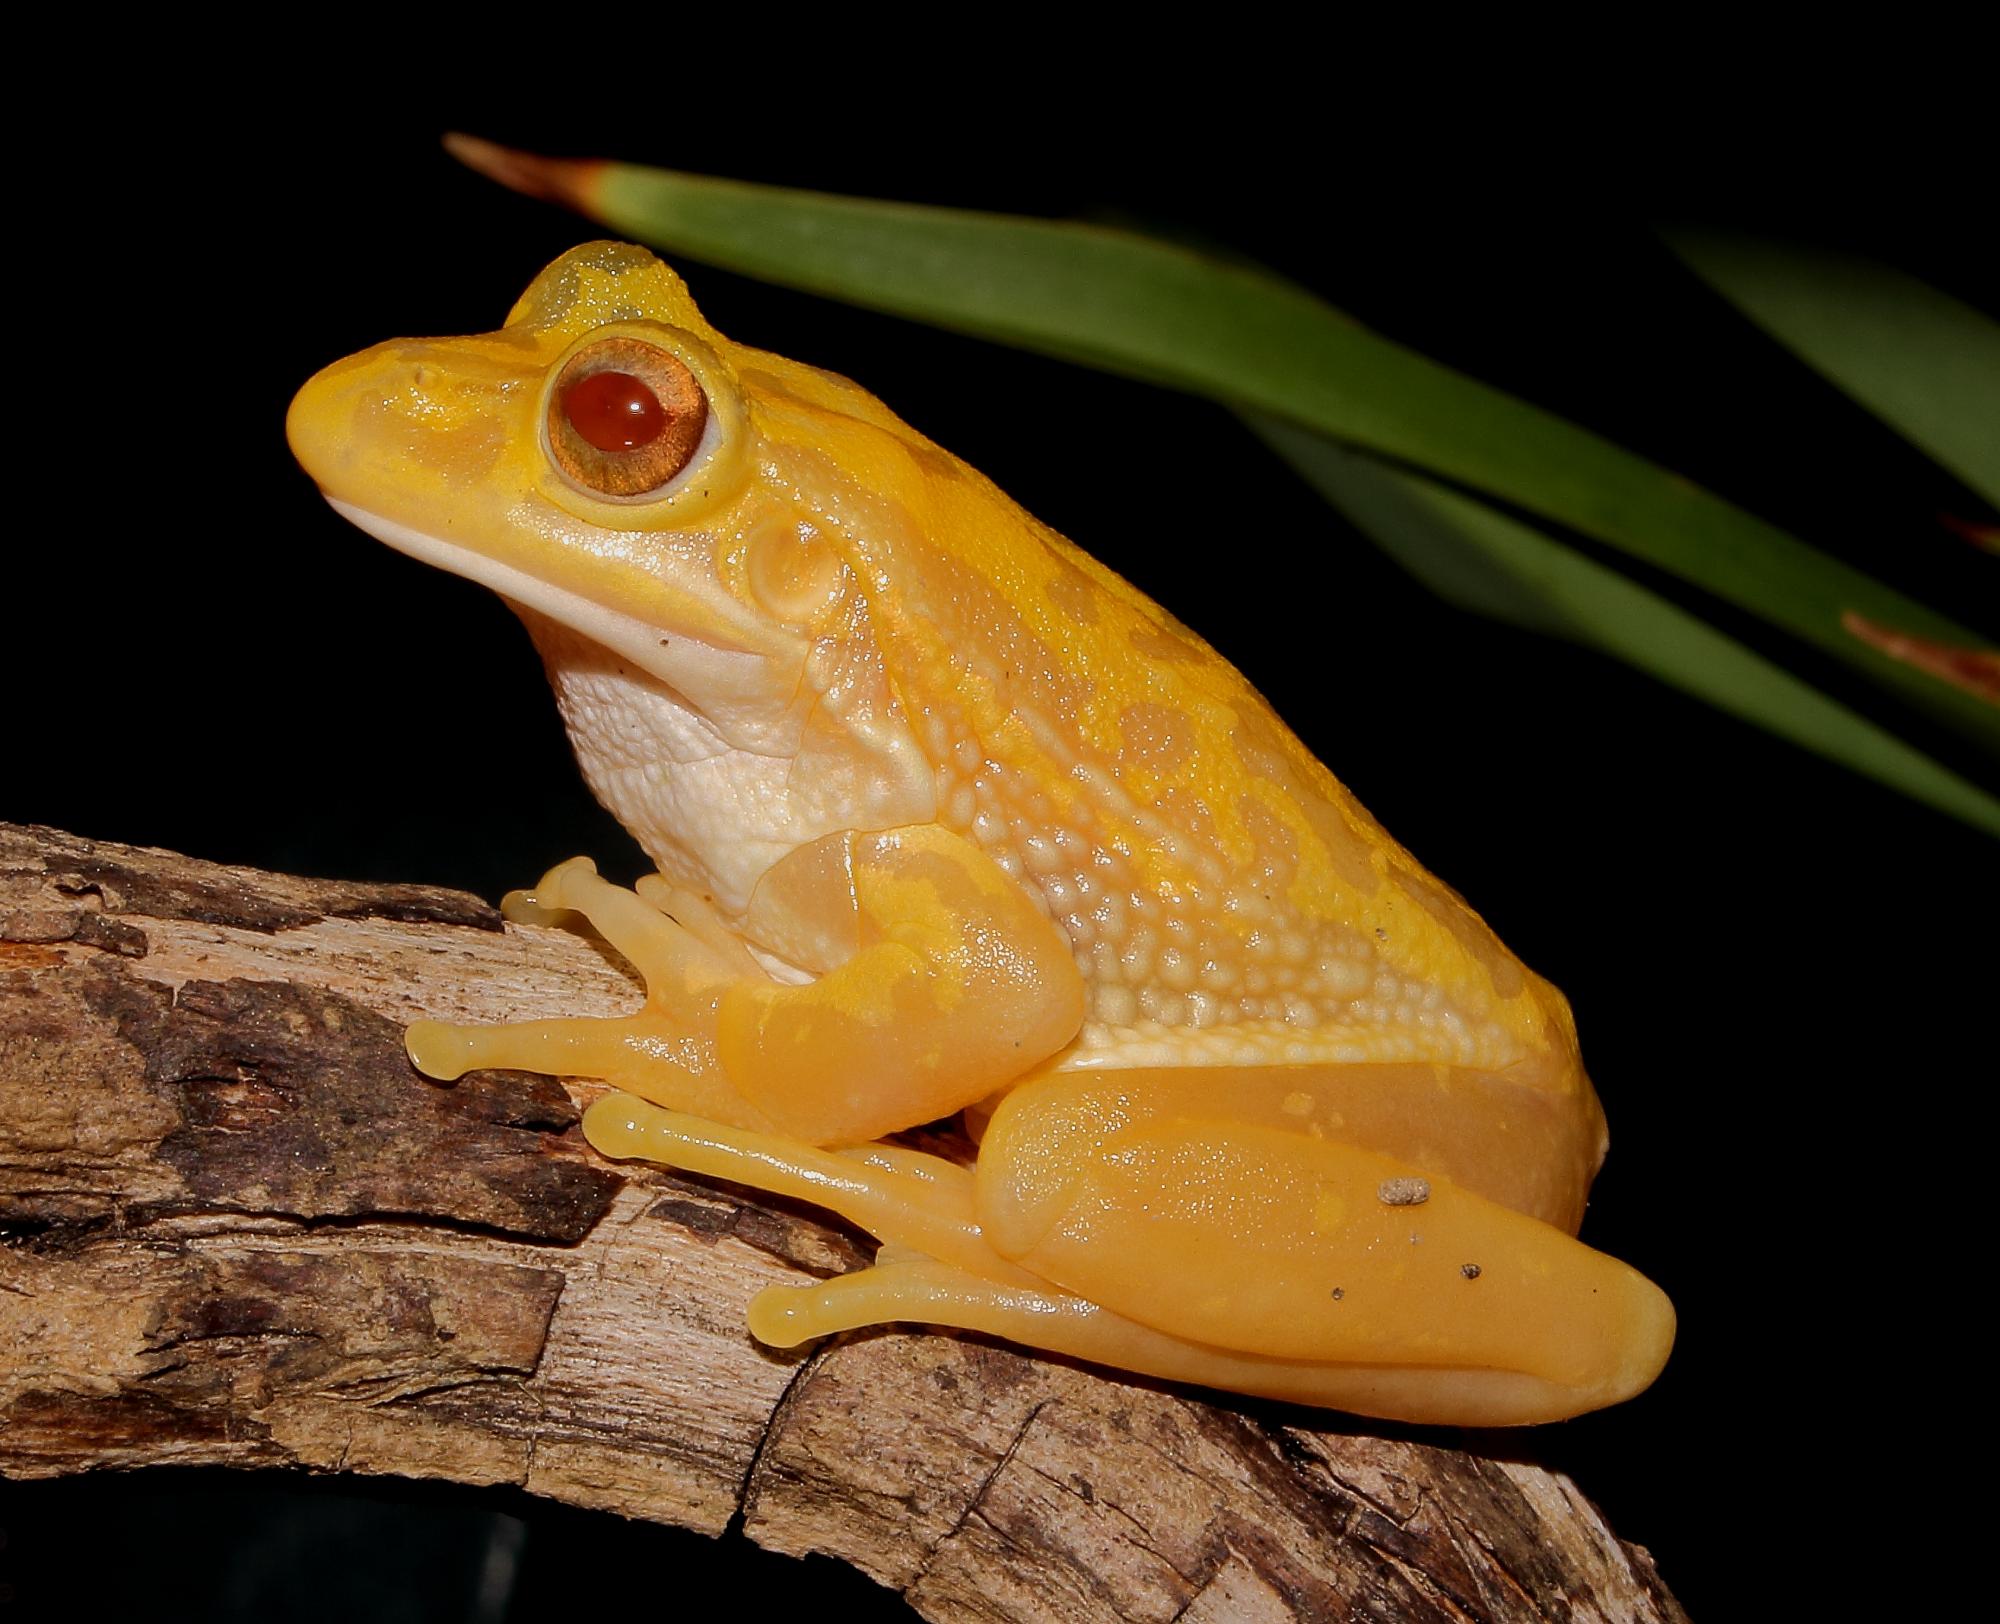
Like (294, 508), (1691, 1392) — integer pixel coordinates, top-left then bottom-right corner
(288, 242), (1673, 1426)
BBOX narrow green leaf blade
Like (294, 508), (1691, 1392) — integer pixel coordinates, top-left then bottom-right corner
(1662, 228), (2000, 509)
(448, 138), (1999, 753)
(1253, 416), (2000, 838)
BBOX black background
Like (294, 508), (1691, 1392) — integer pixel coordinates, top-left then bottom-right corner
(6, 68), (1995, 1620)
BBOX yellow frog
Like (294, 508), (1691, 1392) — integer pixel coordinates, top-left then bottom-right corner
(287, 241), (1673, 1426)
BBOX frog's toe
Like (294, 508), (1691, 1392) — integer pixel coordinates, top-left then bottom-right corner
(500, 855), (744, 1018)
(407, 1012), (697, 1088)
(743, 1260), (1026, 1350)
(500, 856), (601, 928)
(405, 1018), (484, 1081)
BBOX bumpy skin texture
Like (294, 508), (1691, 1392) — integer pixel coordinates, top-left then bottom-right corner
(288, 243), (1674, 1425)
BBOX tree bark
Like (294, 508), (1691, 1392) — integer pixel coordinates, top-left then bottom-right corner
(0, 822), (1687, 1622)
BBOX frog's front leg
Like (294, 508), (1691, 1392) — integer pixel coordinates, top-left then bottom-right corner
(409, 826), (1086, 1146)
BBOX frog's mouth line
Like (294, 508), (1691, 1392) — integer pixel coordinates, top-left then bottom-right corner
(326, 498), (781, 705)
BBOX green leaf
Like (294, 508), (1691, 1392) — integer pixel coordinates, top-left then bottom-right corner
(1254, 416), (2000, 838)
(1662, 228), (2000, 510)
(447, 139), (2000, 760)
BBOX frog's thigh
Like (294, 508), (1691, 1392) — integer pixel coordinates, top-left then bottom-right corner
(975, 1073), (1676, 1424)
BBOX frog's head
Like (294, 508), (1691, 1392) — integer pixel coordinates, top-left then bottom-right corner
(288, 242), (941, 900)
(291, 242), (808, 691)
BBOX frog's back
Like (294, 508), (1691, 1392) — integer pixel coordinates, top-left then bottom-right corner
(739, 363), (1577, 1080)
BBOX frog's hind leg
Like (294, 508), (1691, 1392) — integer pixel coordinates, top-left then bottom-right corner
(584, 1091), (1666, 1426)
(971, 1072), (1676, 1426)
(578, 1093), (1370, 1408)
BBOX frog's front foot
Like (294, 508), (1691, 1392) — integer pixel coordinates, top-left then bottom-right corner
(406, 857), (762, 1120)
(411, 825), (1082, 1146)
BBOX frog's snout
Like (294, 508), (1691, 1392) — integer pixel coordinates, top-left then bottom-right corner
(286, 350), (356, 492)
(286, 341), (415, 499)
(287, 338), (529, 520)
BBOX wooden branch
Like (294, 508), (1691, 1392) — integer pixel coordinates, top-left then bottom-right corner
(0, 822), (1687, 1623)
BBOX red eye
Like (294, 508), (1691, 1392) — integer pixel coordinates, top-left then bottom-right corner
(546, 336), (709, 498)
(563, 370), (667, 452)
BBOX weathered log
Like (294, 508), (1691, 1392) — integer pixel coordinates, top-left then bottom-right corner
(0, 822), (1687, 1622)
